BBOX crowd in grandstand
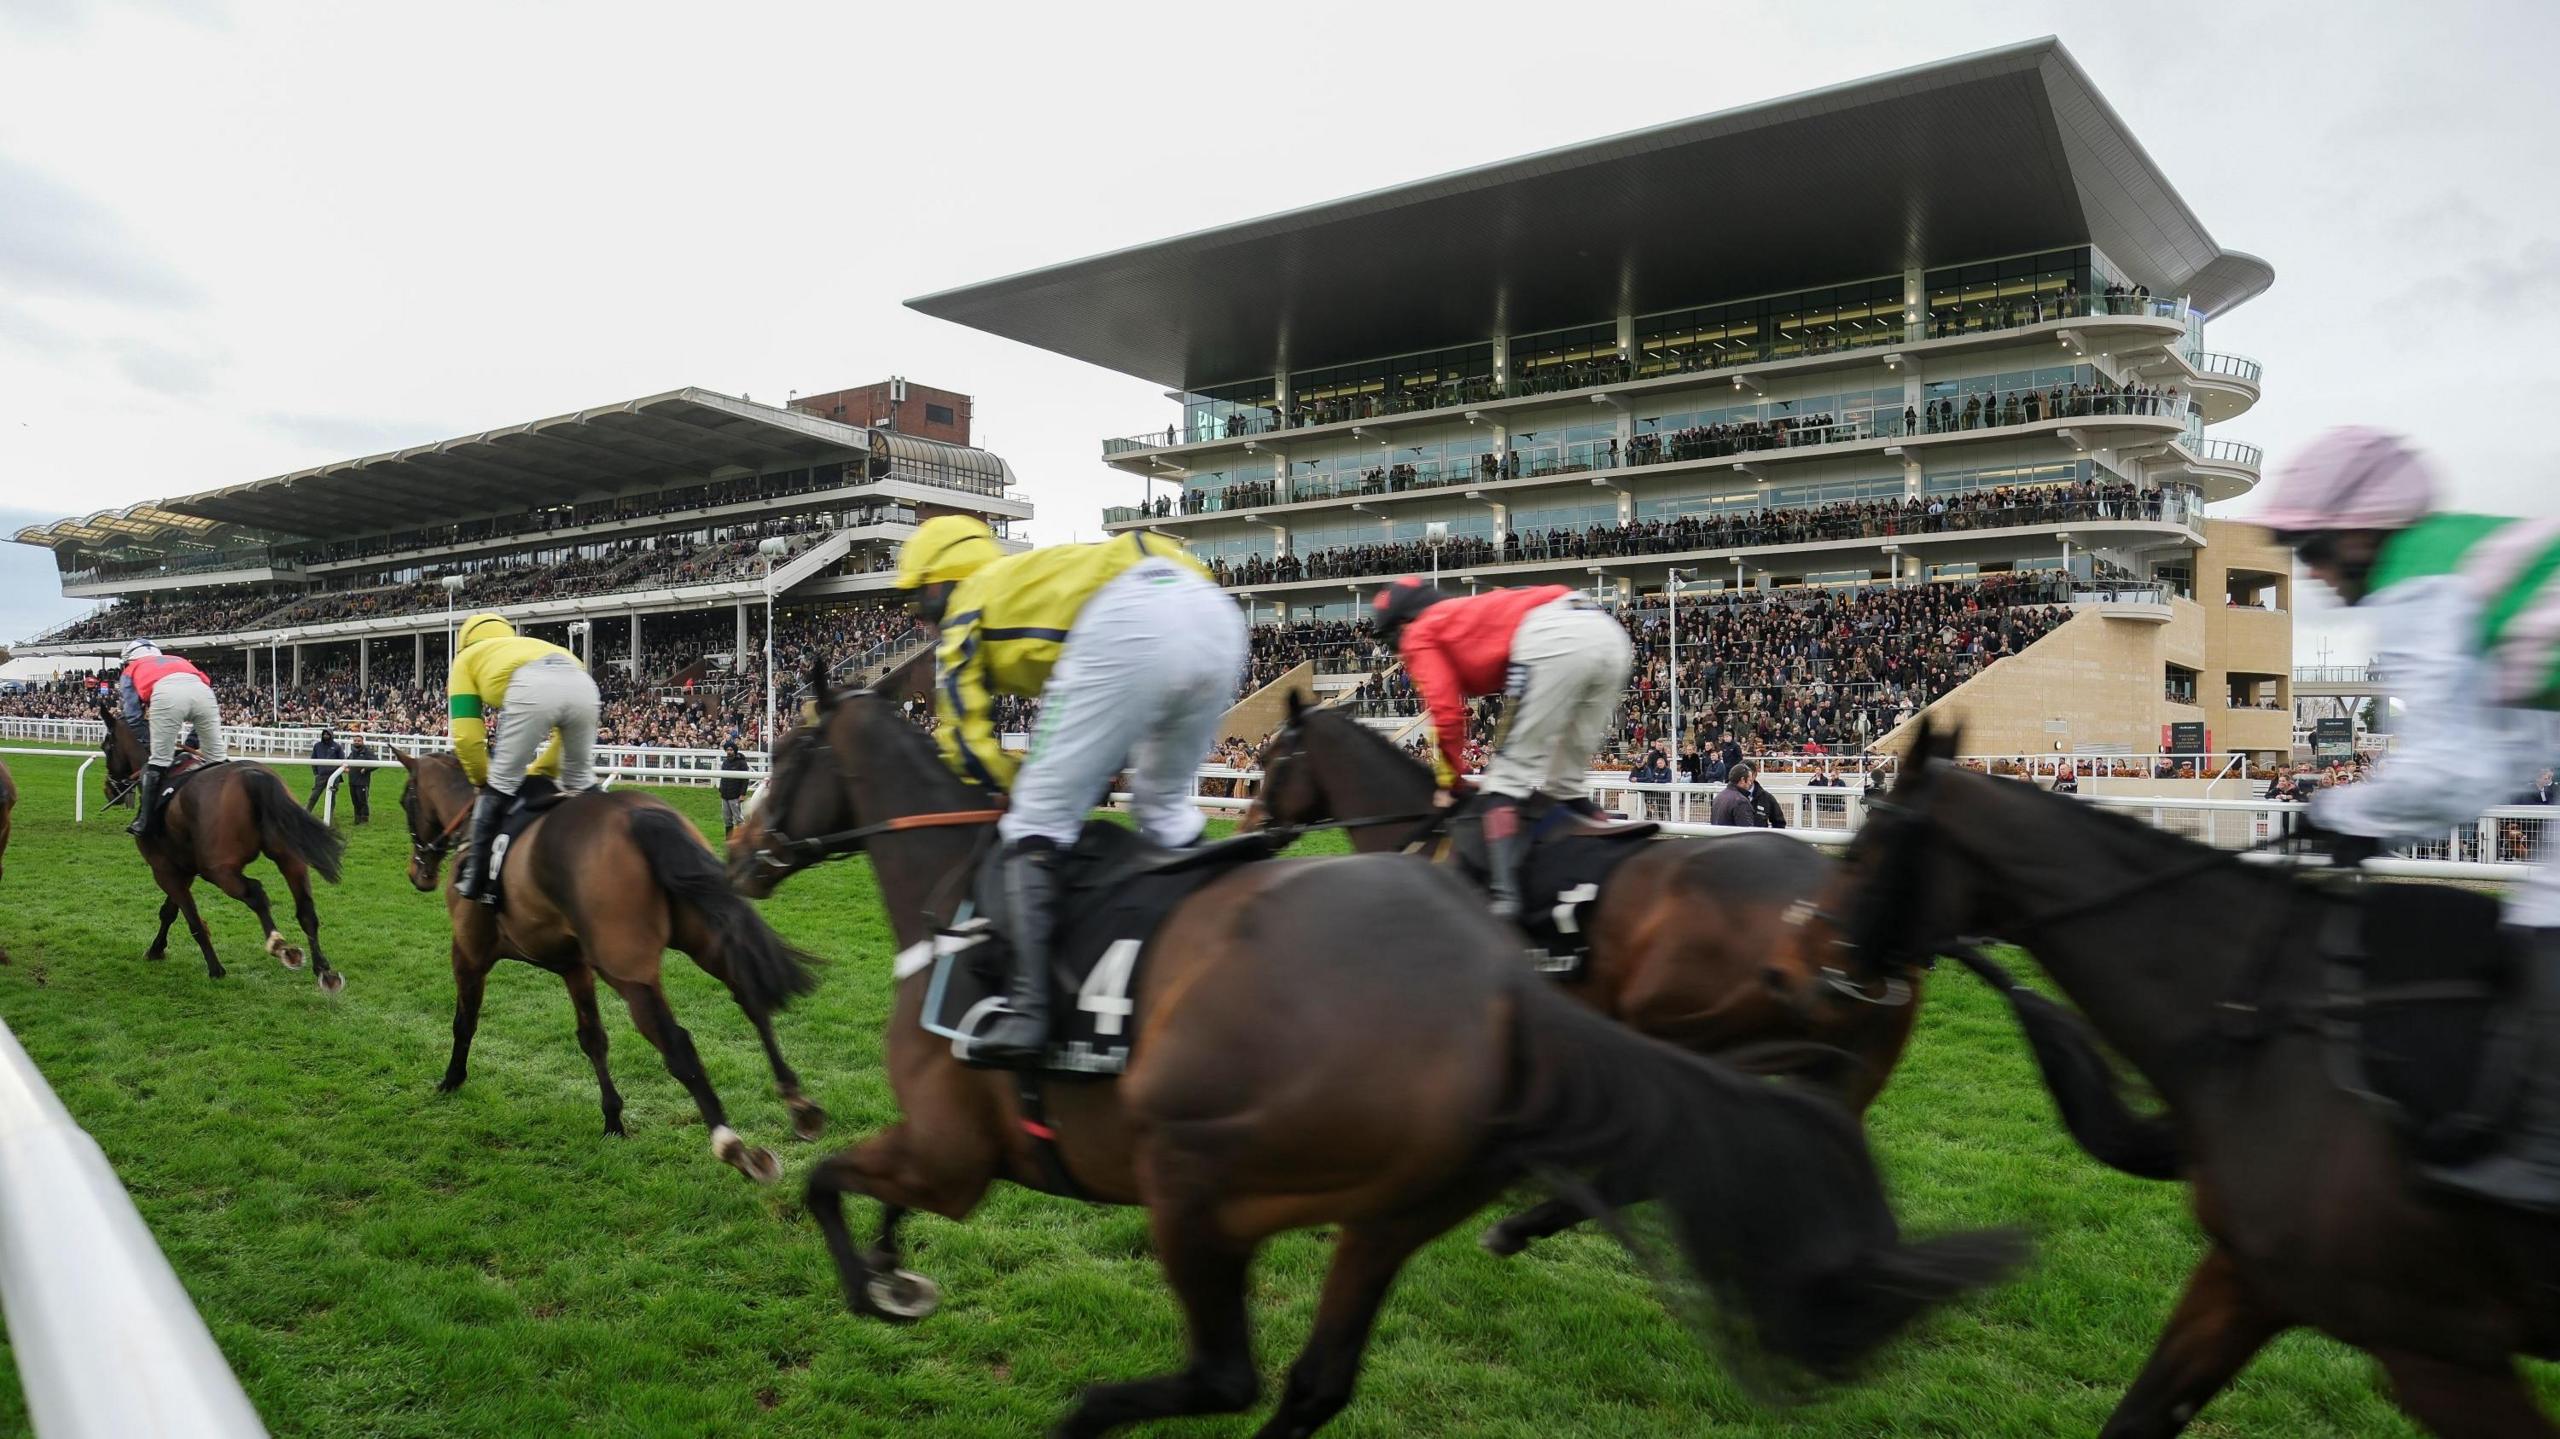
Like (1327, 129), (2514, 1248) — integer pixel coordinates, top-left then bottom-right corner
(1204, 480), (2185, 590)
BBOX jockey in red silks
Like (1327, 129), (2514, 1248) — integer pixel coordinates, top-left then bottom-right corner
(1371, 577), (1633, 919)
(116, 639), (225, 837)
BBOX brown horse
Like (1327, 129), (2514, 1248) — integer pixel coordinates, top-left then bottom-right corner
(727, 680), (2020, 1439)
(99, 706), (345, 991)
(1823, 717), (2560, 1438)
(394, 750), (822, 1183)
(1245, 696), (1922, 1254)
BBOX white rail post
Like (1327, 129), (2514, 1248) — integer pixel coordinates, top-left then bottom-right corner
(0, 1019), (269, 1438)
(73, 756), (95, 824)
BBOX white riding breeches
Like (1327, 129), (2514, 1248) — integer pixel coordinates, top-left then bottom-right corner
(145, 674), (224, 768)
(1000, 561), (1247, 849)
(1480, 597), (1633, 802)
(486, 656), (601, 796)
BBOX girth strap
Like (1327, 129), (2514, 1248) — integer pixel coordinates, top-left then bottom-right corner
(1014, 1074), (1091, 1201)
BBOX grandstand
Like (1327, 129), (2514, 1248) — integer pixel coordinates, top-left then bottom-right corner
(915, 38), (2295, 764)
(8, 384), (1024, 744)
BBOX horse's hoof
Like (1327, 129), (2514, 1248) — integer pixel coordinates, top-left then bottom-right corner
(788, 1099), (828, 1141)
(436, 1075), (465, 1095)
(862, 1269), (941, 1323)
(144, 948), (166, 962)
(206, 965), (226, 981)
(712, 1125), (782, 1184)
(602, 1118), (627, 1139)
(1478, 1221), (1528, 1258)
(317, 970), (345, 995)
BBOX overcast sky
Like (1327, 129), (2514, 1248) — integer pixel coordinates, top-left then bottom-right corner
(4, 0), (2557, 666)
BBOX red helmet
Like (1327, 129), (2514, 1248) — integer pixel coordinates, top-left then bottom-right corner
(1369, 576), (1448, 640)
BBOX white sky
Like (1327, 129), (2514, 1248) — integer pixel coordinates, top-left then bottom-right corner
(4, 0), (2557, 666)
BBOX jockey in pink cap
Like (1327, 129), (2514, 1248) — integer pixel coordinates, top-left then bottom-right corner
(2265, 425), (2560, 1212)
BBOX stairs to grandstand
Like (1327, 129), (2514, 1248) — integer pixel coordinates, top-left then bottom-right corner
(765, 530), (856, 593)
(1866, 593), (2105, 757)
(816, 629), (934, 696)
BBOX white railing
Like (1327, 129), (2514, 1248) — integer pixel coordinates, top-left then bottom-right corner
(0, 1019), (270, 1438)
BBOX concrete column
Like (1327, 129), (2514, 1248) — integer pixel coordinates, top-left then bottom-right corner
(413, 631), (423, 678)
(736, 602), (749, 661)
(1904, 453), (1924, 500)
(358, 639), (368, 689)
(1613, 316), (1638, 450)
(630, 613), (643, 681)
(243, 646), (256, 686)
(1903, 266), (1925, 343)
(1491, 334), (1511, 396)
(291, 643), (303, 686)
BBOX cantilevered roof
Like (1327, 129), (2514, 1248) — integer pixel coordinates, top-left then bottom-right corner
(13, 387), (1014, 556)
(908, 38), (2272, 392)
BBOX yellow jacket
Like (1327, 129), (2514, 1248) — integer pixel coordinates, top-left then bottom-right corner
(447, 635), (579, 785)
(935, 532), (1208, 790)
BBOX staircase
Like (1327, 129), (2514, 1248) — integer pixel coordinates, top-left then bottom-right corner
(765, 529), (856, 593)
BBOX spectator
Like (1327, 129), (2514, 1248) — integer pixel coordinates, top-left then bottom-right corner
(720, 741), (752, 834)
(306, 727), (346, 812)
(343, 733), (376, 824)
(1710, 762), (1786, 829)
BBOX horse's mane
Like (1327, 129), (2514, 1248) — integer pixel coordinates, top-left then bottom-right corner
(1304, 702), (1430, 778)
(828, 687), (995, 808)
(1943, 762), (2287, 895)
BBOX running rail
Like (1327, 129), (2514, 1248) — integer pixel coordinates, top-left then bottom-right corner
(0, 1019), (269, 1438)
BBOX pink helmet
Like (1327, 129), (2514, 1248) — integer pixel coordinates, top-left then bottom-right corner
(2255, 426), (2437, 534)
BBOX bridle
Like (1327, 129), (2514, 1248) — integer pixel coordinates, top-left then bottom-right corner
(1255, 717), (1449, 851)
(741, 709), (1003, 885)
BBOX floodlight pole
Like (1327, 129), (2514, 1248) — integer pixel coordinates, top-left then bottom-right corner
(759, 537), (790, 752)
(1666, 568), (1694, 770)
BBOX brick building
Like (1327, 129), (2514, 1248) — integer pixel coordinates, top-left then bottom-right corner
(790, 379), (972, 445)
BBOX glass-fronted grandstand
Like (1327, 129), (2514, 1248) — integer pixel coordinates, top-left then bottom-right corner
(6, 384), (1024, 747)
(912, 37), (2294, 762)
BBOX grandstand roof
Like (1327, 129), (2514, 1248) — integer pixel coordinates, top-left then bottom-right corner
(12, 387), (1008, 554)
(907, 38), (2272, 392)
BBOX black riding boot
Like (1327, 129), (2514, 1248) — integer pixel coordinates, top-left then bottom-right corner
(2427, 927), (2560, 1212)
(453, 789), (509, 906)
(968, 839), (1060, 1069)
(1482, 794), (1525, 923)
(126, 764), (165, 838)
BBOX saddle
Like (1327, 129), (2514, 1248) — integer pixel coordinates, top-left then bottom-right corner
(133, 757), (229, 837)
(2320, 881), (2532, 1165)
(919, 820), (1289, 1075)
(484, 777), (572, 904)
(1447, 798), (1658, 976)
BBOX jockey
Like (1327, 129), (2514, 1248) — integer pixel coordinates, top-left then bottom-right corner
(446, 612), (597, 905)
(1370, 577), (1634, 920)
(895, 514), (1245, 1068)
(117, 639), (225, 838)
(2263, 425), (2560, 1210)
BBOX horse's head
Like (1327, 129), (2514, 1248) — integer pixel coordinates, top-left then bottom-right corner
(393, 749), (472, 893)
(1805, 715), (1980, 1003)
(96, 701), (140, 797)
(727, 656), (974, 899)
(1242, 689), (1334, 832)
(727, 716), (844, 899)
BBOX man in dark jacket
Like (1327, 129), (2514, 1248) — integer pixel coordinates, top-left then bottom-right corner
(719, 741), (752, 835)
(343, 734), (376, 824)
(1630, 742), (1673, 819)
(305, 728), (346, 812)
(1709, 763), (1787, 829)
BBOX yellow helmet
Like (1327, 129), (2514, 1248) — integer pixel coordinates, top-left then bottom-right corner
(895, 515), (1001, 590)
(456, 612), (516, 651)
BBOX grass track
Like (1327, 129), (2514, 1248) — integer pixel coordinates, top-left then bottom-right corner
(0, 750), (2526, 1435)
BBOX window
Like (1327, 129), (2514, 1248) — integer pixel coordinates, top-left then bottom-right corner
(925, 403), (955, 426)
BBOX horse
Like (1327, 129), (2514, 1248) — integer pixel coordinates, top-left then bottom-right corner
(98, 704), (346, 992)
(1821, 716), (2560, 1438)
(1245, 695), (1923, 1256)
(727, 678), (2021, 1439)
(0, 759), (14, 963)
(393, 750), (823, 1183)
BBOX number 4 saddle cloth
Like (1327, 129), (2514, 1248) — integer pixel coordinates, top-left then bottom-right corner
(913, 820), (1290, 1075)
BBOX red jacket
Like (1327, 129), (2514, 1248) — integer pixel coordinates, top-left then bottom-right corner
(126, 653), (209, 703)
(1398, 585), (1572, 778)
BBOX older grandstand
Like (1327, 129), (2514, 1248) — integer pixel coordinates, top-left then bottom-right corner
(7, 383), (1022, 747)
(916, 37), (2293, 766)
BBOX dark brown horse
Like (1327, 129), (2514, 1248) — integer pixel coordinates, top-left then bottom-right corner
(1824, 717), (2560, 1438)
(1245, 696), (1923, 1254)
(394, 750), (822, 1183)
(728, 680), (2020, 1439)
(99, 706), (345, 991)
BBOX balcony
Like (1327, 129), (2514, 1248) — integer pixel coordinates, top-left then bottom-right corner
(1099, 292), (2192, 465)
(2166, 347), (2265, 424)
(2166, 434), (2263, 500)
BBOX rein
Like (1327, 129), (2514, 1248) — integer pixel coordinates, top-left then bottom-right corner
(776, 808), (1005, 864)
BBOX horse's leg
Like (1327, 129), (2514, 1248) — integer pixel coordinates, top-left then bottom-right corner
(204, 865), (298, 972)
(438, 936), (498, 1094)
(145, 895), (179, 961)
(173, 881), (223, 980)
(607, 976), (776, 1184)
(274, 855), (341, 994)
(2373, 1348), (2557, 1438)
(1053, 1197), (1260, 1438)
(2097, 1246), (2285, 1439)
(1257, 1188), (1490, 1439)
(681, 943), (824, 1139)
(806, 1121), (999, 1323)
(561, 965), (625, 1137)
(1481, 1164), (1651, 1256)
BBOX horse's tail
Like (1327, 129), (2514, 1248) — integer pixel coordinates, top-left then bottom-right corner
(246, 767), (346, 884)
(626, 804), (819, 1014)
(1941, 943), (2184, 1181)
(1491, 978), (2026, 1383)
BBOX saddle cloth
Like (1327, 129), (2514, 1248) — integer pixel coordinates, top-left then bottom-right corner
(919, 820), (1287, 1075)
(485, 777), (571, 904)
(1449, 799), (1657, 976)
(2325, 880), (2529, 1164)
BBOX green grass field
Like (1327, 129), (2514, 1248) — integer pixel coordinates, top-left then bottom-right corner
(0, 749), (2510, 1436)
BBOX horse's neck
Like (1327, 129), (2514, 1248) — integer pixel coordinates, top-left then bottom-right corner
(1326, 724), (1436, 853)
(843, 714), (992, 952)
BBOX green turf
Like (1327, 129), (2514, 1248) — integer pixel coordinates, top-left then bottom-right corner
(0, 750), (2503, 1435)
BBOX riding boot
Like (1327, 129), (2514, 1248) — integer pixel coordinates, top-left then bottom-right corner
(453, 789), (510, 906)
(968, 839), (1060, 1069)
(2426, 926), (2560, 1213)
(1482, 794), (1525, 923)
(126, 764), (165, 838)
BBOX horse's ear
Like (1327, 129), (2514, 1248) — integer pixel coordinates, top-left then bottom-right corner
(1934, 719), (1965, 763)
(1285, 687), (1308, 724)
(807, 655), (835, 715)
(391, 748), (413, 770)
